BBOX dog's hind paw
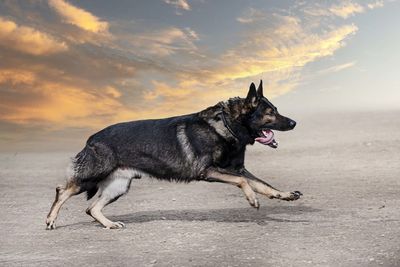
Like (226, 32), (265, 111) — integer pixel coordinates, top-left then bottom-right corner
(104, 221), (125, 229)
(46, 220), (56, 230)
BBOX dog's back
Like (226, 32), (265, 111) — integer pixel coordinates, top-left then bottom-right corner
(70, 113), (219, 197)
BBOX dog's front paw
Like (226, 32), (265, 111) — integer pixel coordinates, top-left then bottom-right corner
(279, 191), (302, 201)
(290, 191), (303, 200)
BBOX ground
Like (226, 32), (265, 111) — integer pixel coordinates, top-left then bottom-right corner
(0, 111), (399, 267)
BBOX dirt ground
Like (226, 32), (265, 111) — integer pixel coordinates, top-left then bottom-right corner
(1, 110), (399, 267)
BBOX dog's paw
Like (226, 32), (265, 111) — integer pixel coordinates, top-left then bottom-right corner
(46, 219), (56, 230)
(104, 221), (125, 229)
(246, 195), (260, 209)
(290, 191), (303, 200)
(250, 198), (260, 209)
(279, 191), (303, 201)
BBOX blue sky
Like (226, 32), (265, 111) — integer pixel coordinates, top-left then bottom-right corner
(0, 0), (399, 149)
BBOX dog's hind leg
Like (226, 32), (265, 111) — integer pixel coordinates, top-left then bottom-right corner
(46, 180), (80, 230)
(205, 169), (259, 208)
(86, 169), (134, 229)
(241, 169), (302, 201)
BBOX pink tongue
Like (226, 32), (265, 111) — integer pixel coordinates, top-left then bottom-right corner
(255, 130), (275, 145)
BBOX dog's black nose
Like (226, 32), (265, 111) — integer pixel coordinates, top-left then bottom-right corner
(289, 120), (296, 129)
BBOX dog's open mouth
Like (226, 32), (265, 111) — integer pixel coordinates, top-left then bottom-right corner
(255, 129), (278, 148)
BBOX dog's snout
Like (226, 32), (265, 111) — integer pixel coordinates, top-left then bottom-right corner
(289, 120), (296, 129)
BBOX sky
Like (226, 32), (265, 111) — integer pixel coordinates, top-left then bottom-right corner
(0, 0), (399, 151)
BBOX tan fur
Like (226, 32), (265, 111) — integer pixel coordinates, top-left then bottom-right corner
(46, 181), (80, 229)
(206, 170), (259, 208)
(246, 179), (298, 200)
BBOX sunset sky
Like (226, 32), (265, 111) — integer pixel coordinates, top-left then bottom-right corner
(0, 0), (399, 151)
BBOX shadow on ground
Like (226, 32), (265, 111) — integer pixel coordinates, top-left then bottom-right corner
(57, 206), (321, 228)
(57, 205), (319, 229)
(108, 205), (320, 225)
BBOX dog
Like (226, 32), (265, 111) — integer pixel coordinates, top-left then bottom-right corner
(46, 81), (302, 229)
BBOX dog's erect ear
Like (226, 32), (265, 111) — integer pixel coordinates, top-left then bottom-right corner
(257, 80), (263, 97)
(246, 82), (258, 107)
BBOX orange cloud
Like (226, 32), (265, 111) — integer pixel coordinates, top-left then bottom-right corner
(0, 69), (36, 85)
(0, 69), (133, 128)
(0, 17), (67, 55)
(143, 80), (194, 100)
(48, 0), (109, 34)
(104, 86), (122, 98)
(0, 82), (133, 128)
(135, 80), (208, 119)
(207, 22), (358, 84)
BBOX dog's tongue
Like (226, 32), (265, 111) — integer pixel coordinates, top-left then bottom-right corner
(255, 130), (278, 148)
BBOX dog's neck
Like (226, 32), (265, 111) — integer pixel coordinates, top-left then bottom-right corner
(217, 102), (240, 140)
(197, 99), (254, 145)
(220, 101), (254, 144)
(220, 97), (250, 120)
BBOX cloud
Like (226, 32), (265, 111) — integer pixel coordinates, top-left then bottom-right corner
(206, 17), (358, 84)
(317, 61), (356, 75)
(138, 9), (360, 117)
(0, 16), (67, 55)
(184, 27), (199, 40)
(0, 72), (133, 128)
(48, 0), (109, 34)
(301, 1), (386, 20)
(120, 26), (200, 57)
(329, 2), (365, 18)
(237, 7), (266, 24)
(138, 78), (238, 119)
(368, 0), (385, 9)
(144, 80), (193, 101)
(163, 0), (191, 13)
(0, 69), (36, 85)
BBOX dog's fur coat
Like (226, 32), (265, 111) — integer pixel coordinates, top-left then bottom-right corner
(46, 81), (302, 229)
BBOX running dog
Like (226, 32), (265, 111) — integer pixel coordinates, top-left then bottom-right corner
(46, 81), (302, 229)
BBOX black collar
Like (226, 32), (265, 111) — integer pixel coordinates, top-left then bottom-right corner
(217, 102), (240, 140)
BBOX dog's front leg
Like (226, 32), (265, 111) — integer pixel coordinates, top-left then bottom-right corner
(241, 168), (302, 201)
(205, 168), (259, 208)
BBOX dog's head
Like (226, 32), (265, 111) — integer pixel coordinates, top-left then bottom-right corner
(242, 81), (296, 148)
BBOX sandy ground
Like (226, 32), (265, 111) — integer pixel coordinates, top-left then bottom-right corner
(0, 110), (399, 267)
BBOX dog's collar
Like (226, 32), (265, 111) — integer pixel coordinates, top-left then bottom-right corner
(217, 102), (240, 141)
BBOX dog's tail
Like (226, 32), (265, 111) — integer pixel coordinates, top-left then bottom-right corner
(69, 141), (117, 200)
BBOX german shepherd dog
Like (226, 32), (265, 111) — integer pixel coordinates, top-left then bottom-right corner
(46, 81), (302, 229)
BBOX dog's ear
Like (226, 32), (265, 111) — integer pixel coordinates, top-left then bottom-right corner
(257, 80), (263, 97)
(246, 82), (258, 107)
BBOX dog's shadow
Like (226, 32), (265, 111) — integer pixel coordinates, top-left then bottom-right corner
(111, 205), (319, 225)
